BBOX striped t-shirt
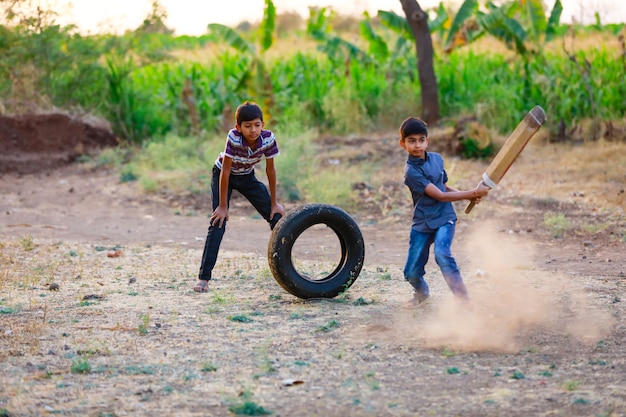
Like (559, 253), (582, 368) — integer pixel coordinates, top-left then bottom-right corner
(215, 128), (280, 175)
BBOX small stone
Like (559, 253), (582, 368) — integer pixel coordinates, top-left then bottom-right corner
(49, 283), (60, 291)
(82, 294), (104, 301)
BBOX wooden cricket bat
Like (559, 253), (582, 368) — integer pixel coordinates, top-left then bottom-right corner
(464, 105), (547, 214)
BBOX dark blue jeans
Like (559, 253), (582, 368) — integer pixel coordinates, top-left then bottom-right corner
(198, 165), (282, 281)
(403, 222), (469, 299)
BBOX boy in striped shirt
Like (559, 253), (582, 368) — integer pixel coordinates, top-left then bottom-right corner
(194, 101), (285, 292)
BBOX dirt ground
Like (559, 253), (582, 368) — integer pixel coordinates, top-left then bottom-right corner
(1, 114), (625, 416)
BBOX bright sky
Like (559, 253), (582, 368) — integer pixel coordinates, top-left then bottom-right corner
(53, 0), (626, 36)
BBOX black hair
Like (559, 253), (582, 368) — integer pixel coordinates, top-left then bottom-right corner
(235, 101), (264, 125)
(399, 117), (428, 140)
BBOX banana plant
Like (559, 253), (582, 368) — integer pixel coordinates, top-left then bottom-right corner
(377, 9), (413, 40)
(360, 11), (389, 62)
(373, 10), (421, 82)
(427, 3), (453, 42)
(443, 0), (483, 53)
(206, 0), (276, 118)
(306, 7), (373, 74)
(479, 0), (563, 98)
(441, 0), (562, 102)
(443, 0), (563, 56)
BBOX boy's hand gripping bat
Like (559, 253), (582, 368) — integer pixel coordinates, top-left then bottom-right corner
(465, 105), (547, 214)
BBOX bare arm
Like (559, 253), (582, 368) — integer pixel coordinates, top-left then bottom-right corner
(265, 158), (285, 219)
(210, 156), (232, 228)
(425, 182), (490, 202)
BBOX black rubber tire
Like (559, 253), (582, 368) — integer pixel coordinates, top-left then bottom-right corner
(267, 203), (365, 299)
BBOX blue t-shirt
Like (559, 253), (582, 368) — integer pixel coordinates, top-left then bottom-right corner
(404, 152), (457, 232)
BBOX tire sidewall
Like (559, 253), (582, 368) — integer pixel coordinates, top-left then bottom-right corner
(268, 204), (365, 299)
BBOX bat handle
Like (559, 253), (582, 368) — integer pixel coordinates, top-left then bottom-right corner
(464, 180), (486, 214)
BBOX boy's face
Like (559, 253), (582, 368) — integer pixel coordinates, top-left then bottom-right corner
(236, 118), (264, 145)
(399, 133), (428, 159)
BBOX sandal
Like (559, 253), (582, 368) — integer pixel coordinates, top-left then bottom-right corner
(193, 280), (209, 293)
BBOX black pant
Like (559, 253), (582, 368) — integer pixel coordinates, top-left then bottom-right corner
(198, 165), (282, 280)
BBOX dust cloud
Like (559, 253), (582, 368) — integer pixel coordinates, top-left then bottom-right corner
(390, 221), (613, 353)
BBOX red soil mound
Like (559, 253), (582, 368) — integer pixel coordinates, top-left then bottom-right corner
(0, 113), (118, 175)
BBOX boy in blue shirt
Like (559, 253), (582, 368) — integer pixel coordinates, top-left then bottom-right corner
(194, 101), (285, 292)
(399, 117), (490, 305)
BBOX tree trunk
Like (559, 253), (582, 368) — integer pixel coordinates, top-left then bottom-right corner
(399, 0), (439, 123)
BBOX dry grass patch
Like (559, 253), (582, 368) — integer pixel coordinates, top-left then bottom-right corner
(1, 231), (624, 416)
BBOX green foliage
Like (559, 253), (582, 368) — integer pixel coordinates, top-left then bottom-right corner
(0, 5), (106, 110)
(544, 212), (570, 238)
(464, 0), (565, 101)
(477, 3), (528, 56)
(0, 0), (624, 181)
(127, 133), (217, 193)
(307, 6), (372, 70)
(259, 0), (276, 52)
(563, 380), (580, 391)
(316, 319), (340, 332)
(210, 290), (235, 306)
(360, 12), (389, 61)
(579, 221), (609, 235)
(270, 54), (335, 130)
(70, 358), (91, 374)
(93, 146), (129, 169)
(352, 297), (373, 306)
(378, 271), (392, 280)
(298, 167), (357, 210)
(125, 365), (157, 375)
(546, 0), (564, 41)
(137, 134), (205, 171)
(460, 137), (495, 159)
(138, 313), (150, 335)
(306, 7), (333, 38)
(229, 314), (253, 323)
(201, 362), (218, 372)
(377, 10), (412, 40)
(271, 129), (310, 201)
(20, 235), (34, 251)
(229, 401), (272, 416)
(135, 1), (173, 35)
(445, 0), (479, 50)
(428, 3), (451, 40)
(119, 165), (138, 183)
(442, 347), (457, 358)
(208, 24), (255, 55)
(207, 4), (277, 117)
(510, 370), (525, 380)
(0, 305), (19, 314)
(105, 52), (164, 143)
(522, 0), (549, 43)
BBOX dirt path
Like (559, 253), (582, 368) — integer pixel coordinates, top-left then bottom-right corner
(0, 165), (416, 266)
(1, 161), (623, 277)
